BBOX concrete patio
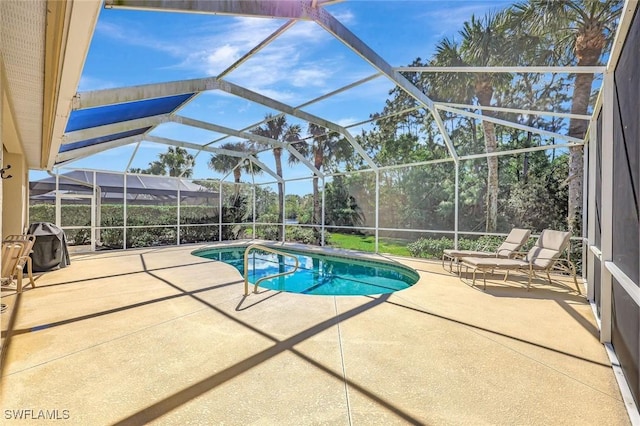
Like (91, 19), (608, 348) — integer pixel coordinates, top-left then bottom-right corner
(0, 244), (630, 425)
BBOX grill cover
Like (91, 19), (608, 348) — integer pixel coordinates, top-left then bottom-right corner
(27, 222), (71, 272)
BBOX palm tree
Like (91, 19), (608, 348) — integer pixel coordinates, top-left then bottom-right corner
(511, 0), (622, 233)
(158, 146), (195, 177)
(208, 141), (258, 193)
(430, 11), (513, 232)
(129, 147), (194, 176)
(290, 123), (352, 232)
(250, 114), (301, 236)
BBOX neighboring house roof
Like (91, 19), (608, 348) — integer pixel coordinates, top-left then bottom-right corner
(29, 170), (218, 199)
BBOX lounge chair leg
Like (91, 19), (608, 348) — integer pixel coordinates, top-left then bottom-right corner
(483, 270), (487, 290)
(527, 266), (533, 291)
(546, 271), (552, 285)
(503, 270), (509, 282)
(471, 269), (476, 287)
(26, 258), (35, 289)
(568, 260), (580, 294)
(16, 271), (23, 293)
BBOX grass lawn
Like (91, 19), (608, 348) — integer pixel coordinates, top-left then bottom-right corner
(327, 233), (411, 257)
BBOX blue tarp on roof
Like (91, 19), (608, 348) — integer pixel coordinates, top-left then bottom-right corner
(65, 93), (194, 132)
(59, 127), (152, 153)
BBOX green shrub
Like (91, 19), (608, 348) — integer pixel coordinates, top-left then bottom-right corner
(407, 235), (505, 259)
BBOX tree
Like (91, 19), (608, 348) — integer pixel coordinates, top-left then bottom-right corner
(159, 147), (195, 177)
(130, 146), (195, 177)
(429, 11), (514, 232)
(511, 0), (622, 234)
(250, 114), (301, 238)
(324, 176), (365, 229)
(208, 141), (260, 195)
(289, 123), (353, 236)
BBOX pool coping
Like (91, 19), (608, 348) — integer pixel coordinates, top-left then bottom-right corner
(191, 239), (421, 290)
(191, 239), (419, 272)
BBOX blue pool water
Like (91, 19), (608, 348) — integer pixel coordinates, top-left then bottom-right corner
(192, 246), (419, 296)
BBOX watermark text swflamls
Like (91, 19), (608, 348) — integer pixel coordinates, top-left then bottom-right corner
(4, 409), (70, 421)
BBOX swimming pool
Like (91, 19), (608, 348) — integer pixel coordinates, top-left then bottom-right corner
(192, 245), (419, 296)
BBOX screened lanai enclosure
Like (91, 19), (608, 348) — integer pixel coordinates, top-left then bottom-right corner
(24, 0), (639, 416)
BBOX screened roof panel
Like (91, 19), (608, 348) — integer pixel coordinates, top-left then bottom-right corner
(65, 93), (194, 132)
(223, 19), (380, 106)
(147, 122), (224, 143)
(51, 0), (625, 179)
(325, 1), (515, 66)
(177, 92), (282, 131)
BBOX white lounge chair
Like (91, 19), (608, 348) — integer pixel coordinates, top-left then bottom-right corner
(460, 229), (579, 293)
(442, 228), (531, 273)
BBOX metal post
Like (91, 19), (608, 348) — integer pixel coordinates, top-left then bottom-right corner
(454, 163), (459, 249)
(252, 185), (256, 239)
(282, 181), (286, 243)
(375, 170), (380, 254)
(123, 172), (128, 250)
(176, 178), (181, 246)
(586, 117), (597, 302)
(218, 180), (223, 242)
(321, 176), (326, 246)
(91, 171), (97, 252)
(599, 71), (614, 343)
(55, 171), (61, 226)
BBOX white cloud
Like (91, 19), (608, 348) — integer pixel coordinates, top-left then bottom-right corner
(78, 75), (119, 91)
(95, 15), (352, 104)
(204, 45), (242, 74)
(337, 117), (359, 127)
(279, 20), (329, 43)
(331, 9), (355, 24)
(418, 1), (513, 35)
(291, 67), (328, 88)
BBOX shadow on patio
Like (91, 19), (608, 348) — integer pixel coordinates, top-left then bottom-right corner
(0, 245), (630, 425)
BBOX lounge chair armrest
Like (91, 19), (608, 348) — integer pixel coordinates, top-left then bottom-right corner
(508, 250), (528, 259)
(549, 257), (577, 275)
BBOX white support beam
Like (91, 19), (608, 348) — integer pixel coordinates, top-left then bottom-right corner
(144, 134), (282, 182)
(296, 73), (382, 109)
(62, 114), (170, 144)
(459, 142), (580, 162)
(430, 110), (458, 163)
(586, 115), (598, 301)
(435, 102), (592, 121)
(74, 78), (218, 109)
(606, 0), (639, 72)
(307, 7), (462, 161)
(217, 19), (297, 79)
(599, 71), (615, 343)
(105, 0), (312, 19)
(308, 7), (434, 110)
(145, 134), (245, 157)
(172, 115), (323, 177)
(204, 73), (381, 147)
(436, 104), (583, 143)
(217, 79), (378, 170)
(395, 66), (606, 74)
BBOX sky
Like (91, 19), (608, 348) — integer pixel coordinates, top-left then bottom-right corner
(36, 0), (516, 190)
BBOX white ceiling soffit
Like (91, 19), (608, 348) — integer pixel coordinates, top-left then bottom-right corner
(0, 0), (101, 170)
(46, 0), (102, 170)
(0, 0), (47, 166)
